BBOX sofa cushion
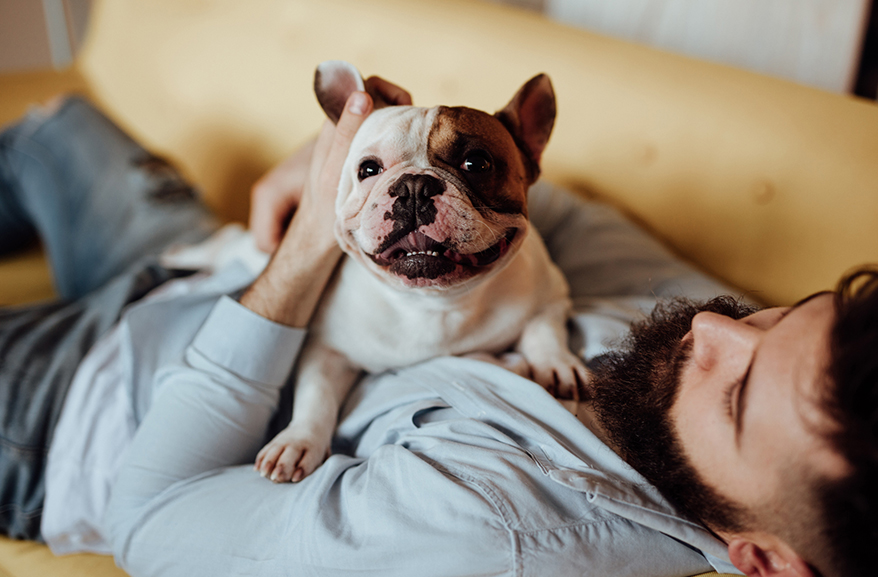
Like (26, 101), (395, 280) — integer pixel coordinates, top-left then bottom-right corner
(0, 537), (126, 576)
(76, 0), (878, 306)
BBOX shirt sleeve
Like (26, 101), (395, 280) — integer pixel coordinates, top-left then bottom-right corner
(103, 295), (306, 561)
(103, 297), (511, 577)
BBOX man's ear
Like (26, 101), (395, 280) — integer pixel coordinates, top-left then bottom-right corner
(727, 534), (815, 577)
(493, 73), (556, 179)
(314, 60), (366, 124)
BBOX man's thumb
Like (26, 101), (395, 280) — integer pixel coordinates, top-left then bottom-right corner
(334, 92), (372, 142)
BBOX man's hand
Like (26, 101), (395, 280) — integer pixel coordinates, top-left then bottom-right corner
(249, 76), (412, 254)
(240, 91), (374, 327)
(249, 139), (315, 254)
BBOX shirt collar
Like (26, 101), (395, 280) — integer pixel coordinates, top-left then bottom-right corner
(418, 356), (735, 571)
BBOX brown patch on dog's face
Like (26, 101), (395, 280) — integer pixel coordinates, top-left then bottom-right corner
(426, 106), (531, 216)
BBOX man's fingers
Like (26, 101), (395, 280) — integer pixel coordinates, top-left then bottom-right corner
(248, 138), (316, 253)
(308, 120), (338, 184)
(250, 178), (295, 253)
(365, 76), (413, 107)
(335, 91), (373, 141)
(317, 92), (373, 189)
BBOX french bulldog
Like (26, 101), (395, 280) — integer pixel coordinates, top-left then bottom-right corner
(256, 61), (588, 483)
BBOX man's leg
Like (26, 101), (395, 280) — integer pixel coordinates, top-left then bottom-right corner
(0, 97), (220, 539)
(0, 265), (193, 540)
(0, 161), (36, 255)
(0, 96), (219, 299)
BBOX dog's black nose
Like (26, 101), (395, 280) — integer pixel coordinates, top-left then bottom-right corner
(391, 173), (445, 201)
(388, 174), (446, 228)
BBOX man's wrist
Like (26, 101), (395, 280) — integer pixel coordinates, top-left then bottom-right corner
(240, 231), (342, 328)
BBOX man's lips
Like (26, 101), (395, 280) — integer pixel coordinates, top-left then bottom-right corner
(368, 229), (517, 270)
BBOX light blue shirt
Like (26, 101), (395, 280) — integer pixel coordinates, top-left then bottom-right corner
(103, 182), (743, 576)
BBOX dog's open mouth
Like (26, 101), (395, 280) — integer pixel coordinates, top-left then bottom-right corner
(368, 229), (516, 280)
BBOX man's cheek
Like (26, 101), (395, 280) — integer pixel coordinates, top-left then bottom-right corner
(672, 389), (732, 489)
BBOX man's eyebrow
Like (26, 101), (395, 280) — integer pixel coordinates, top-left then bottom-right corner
(734, 291), (831, 446)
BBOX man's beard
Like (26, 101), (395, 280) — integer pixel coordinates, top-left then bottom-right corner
(588, 296), (759, 534)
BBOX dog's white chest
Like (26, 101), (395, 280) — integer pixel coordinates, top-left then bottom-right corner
(311, 229), (567, 373)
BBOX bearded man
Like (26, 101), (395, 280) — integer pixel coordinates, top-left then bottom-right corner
(0, 90), (873, 577)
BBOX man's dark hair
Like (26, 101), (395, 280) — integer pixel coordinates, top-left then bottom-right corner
(814, 267), (878, 577)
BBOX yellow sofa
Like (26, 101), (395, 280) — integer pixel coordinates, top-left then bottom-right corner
(1, 0), (876, 575)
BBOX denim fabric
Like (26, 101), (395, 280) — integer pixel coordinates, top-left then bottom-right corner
(0, 96), (219, 299)
(0, 157), (36, 255)
(0, 97), (219, 539)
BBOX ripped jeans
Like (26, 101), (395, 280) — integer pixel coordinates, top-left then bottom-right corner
(0, 97), (218, 539)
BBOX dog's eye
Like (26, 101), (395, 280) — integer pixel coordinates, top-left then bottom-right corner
(358, 159), (384, 181)
(461, 152), (492, 173)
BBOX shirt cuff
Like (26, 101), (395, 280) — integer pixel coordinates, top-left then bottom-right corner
(191, 295), (306, 386)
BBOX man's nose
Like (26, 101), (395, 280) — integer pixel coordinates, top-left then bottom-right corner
(690, 312), (762, 373)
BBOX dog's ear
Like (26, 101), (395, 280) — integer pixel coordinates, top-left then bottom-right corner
(494, 74), (556, 178)
(314, 60), (367, 124)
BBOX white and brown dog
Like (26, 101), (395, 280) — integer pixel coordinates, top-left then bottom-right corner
(257, 61), (588, 482)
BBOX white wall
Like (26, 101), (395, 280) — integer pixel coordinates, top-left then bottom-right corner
(0, 0), (92, 72)
(3, 0), (870, 93)
(490, 0), (871, 93)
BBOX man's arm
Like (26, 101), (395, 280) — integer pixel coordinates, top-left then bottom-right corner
(240, 92), (371, 326)
(103, 295), (508, 577)
(103, 92), (375, 566)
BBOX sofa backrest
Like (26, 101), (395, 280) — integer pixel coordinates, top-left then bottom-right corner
(78, 0), (878, 305)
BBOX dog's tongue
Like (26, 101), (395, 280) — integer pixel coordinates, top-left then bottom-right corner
(378, 231), (445, 261)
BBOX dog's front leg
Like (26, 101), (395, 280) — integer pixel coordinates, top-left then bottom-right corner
(516, 299), (589, 400)
(255, 341), (360, 482)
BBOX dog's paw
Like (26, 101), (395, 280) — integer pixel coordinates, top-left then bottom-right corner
(523, 349), (590, 400)
(254, 424), (331, 483)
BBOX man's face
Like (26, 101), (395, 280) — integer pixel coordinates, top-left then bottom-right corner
(672, 293), (848, 526)
(590, 293), (847, 535)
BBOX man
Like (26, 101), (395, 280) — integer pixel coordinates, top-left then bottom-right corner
(0, 89), (873, 577)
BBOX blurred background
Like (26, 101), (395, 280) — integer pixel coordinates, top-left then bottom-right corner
(2, 0), (877, 309)
(2, 0), (877, 98)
